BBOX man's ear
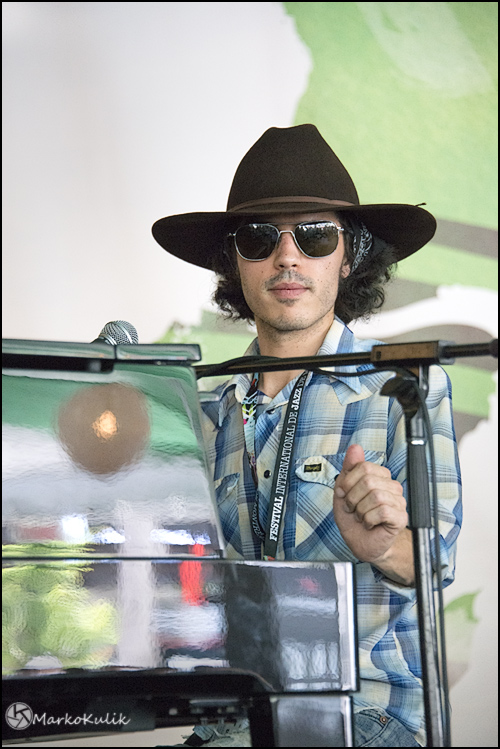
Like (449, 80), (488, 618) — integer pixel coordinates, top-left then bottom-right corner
(341, 262), (351, 279)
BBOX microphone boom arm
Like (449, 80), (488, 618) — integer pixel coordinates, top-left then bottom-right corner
(194, 339), (498, 379)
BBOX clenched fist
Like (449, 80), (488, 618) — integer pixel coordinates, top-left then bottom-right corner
(334, 444), (413, 583)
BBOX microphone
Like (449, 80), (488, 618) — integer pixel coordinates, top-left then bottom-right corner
(92, 320), (139, 345)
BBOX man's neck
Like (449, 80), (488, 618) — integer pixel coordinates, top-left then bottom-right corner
(255, 316), (334, 399)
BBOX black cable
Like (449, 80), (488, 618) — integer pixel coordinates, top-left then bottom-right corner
(414, 384), (452, 747)
(310, 365), (418, 380)
(195, 355), (282, 379)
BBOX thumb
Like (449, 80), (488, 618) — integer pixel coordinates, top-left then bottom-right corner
(342, 444), (365, 474)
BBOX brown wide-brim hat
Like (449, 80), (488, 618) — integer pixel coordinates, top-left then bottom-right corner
(152, 124), (436, 270)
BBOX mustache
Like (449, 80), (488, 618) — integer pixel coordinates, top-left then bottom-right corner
(264, 271), (314, 290)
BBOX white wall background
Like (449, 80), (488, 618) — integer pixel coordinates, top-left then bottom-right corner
(2, 1), (311, 344)
(2, 2), (497, 747)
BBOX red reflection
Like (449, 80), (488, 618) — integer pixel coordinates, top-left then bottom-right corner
(299, 575), (321, 594)
(179, 543), (205, 606)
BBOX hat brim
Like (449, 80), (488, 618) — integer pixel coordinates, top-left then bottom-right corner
(152, 203), (436, 270)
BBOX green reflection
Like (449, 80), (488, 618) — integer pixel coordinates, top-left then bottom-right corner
(2, 544), (118, 674)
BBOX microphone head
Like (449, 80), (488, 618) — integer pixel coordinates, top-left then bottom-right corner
(97, 320), (139, 345)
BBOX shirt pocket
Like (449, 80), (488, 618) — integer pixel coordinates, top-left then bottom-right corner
(293, 451), (386, 559)
(295, 455), (340, 488)
(296, 450), (387, 482)
(213, 473), (240, 508)
(213, 473), (241, 548)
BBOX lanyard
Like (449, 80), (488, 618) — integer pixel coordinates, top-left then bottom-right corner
(241, 375), (259, 486)
(241, 370), (308, 560)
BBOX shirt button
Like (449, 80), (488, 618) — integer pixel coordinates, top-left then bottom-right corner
(264, 470), (271, 478)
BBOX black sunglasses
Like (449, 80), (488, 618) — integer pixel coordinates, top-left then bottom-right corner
(229, 221), (345, 261)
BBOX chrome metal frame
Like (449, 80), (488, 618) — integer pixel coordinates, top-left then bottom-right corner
(229, 221), (345, 261)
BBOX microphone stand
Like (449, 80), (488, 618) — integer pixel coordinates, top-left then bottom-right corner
(380, 366), (444, 746)
(195, 338), (498, 748)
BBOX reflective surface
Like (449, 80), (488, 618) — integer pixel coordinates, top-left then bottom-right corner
(2, 340), (225, 558)
(2, 561), (356, 744)
(2, 559), (357, 688)
(2, 342), (357, 747)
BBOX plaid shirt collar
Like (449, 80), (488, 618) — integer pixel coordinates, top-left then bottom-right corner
(216, 317), (388, 426)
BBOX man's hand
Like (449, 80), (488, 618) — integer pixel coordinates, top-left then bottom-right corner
(333, 444), (414, 583)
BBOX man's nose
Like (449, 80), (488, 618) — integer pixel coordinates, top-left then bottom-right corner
(272, 230), (303, 267)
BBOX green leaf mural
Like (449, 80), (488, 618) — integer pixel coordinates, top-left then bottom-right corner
(282, 1), (497, 439)
(442, 592), (481, 687)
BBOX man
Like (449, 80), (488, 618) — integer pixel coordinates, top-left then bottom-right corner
(152, 125), (462, 747)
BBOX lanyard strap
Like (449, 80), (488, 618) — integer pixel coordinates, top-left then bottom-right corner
(242, 375), (259, 485)
(242, 370), (308, 561)
(263, 370), (308, 559)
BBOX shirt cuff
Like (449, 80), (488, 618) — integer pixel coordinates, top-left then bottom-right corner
(370, 564), (417, 598)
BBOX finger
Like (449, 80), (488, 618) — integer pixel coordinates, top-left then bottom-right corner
(341, 444), (365, 474)
(350, 489), (407, 525)
(337, 469), (400, 504)
(356, 502), (408, 531)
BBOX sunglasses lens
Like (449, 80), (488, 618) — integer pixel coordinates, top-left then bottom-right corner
(234, 224), (278, 260)
(295, 222), (339, 257)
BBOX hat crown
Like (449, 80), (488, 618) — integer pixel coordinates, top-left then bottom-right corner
(227, 124), (360, 210)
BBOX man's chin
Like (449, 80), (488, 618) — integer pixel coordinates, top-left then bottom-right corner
(260, 313), (328, 333)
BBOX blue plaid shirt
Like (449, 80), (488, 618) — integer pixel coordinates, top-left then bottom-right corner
(200, 317), (462, 744)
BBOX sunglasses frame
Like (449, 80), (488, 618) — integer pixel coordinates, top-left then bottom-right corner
(229, 220), (345, 262)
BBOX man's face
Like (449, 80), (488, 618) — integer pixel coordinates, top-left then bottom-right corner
(235, 212), (350, 336)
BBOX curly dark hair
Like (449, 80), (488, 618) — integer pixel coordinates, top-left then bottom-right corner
(210, 215), (398, 325)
